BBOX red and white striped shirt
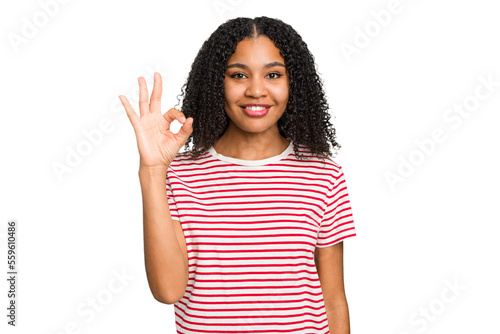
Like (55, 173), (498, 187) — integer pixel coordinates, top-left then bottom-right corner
(166, 140), (356, 334)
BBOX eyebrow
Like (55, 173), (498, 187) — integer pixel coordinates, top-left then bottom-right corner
(226, 61), (286, 70)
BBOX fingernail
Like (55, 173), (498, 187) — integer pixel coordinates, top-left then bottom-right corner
(180, 116), (186, 122)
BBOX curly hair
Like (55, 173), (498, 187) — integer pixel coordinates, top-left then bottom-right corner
(175, 16), (341, 162)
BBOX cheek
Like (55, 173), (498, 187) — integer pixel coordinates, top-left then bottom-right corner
(270, 86), (289, 104)
(224, 82), (243, 104)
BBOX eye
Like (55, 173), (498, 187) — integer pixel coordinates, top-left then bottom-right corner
(229, 73), (247, 79)
(266, 72), (283, 79)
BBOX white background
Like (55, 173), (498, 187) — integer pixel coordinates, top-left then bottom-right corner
(1, 0), (499, 333)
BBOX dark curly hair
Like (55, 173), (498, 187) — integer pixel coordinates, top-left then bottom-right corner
(175, 16), (341, 162)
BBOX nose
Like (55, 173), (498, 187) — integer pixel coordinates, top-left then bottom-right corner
(245, 77), (267, 98)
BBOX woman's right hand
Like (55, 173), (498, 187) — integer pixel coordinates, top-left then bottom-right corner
(119, 72), (193, 170)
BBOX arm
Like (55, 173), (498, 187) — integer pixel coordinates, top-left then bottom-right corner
(140, 166), (189, 304)
(120, 73), (193, 305)
(315, 242), (351, 334)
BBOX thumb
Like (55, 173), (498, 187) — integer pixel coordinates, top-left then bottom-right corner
(175, 117), (194, 146)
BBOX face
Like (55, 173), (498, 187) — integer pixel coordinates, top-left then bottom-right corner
(223, 35), (289, 135)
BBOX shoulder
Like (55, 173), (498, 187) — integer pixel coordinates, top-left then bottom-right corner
(168, 148), (212, 171)
(287, 143), (346, 191)
(291, 143), (343, 172)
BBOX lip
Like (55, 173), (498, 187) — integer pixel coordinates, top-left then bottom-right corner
(241, 105), (270, 117)
(241, 104), (271, 108)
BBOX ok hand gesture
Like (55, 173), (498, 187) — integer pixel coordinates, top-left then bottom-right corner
(119, 72), (193, 170)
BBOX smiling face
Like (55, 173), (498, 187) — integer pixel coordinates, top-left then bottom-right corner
(223, 35), (290, 136)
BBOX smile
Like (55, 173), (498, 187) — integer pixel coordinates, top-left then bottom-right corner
(241, 105), (270, 117)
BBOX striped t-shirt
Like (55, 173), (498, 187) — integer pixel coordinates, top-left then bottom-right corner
(166, 140), (356, 334)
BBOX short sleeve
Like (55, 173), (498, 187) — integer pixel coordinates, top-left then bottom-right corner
(316, 166), (357, 248)
(166, 174), (180, 221)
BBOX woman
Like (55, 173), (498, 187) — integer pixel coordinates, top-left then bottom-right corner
(119, 16), (356, 334)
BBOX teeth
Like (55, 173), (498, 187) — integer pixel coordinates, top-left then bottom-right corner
(245, 106), (267, 111)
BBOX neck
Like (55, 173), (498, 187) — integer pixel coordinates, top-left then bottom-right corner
(213, 124), (290, 160)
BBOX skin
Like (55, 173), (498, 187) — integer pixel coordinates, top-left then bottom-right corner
(315, 242), (351, 333)
(212, 35), (291, 160)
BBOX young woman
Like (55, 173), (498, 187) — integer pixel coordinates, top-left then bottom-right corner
(119, 16), (356, 334)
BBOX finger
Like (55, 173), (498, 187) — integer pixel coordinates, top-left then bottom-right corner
(149, 72), (162, 114)
(138, 77), (149, 117)
(163, 108), (187, 127)
(119, 95), (139, 127)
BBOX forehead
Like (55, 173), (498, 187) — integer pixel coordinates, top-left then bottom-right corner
(227, 35), (284, 65)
